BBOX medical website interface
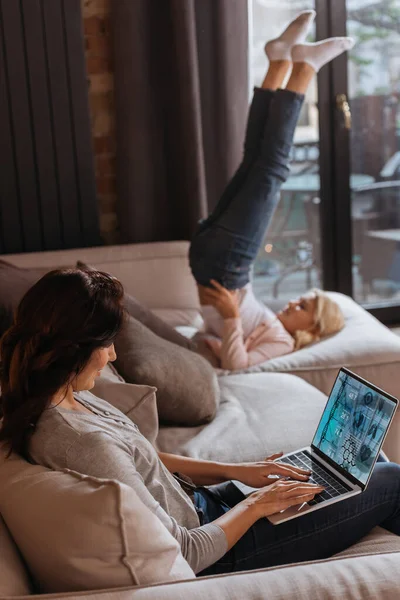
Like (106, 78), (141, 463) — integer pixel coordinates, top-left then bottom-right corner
(312, 371), (396, 485)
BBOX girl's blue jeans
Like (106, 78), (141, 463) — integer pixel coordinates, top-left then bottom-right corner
(189, 87), (304, 289)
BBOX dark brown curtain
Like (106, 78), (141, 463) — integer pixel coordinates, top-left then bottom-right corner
(0, 0), (100, 254)
(112, 0), (248, 243)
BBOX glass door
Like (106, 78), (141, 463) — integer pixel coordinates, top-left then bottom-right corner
(347, 0), (400, 312)
(326, 0), (400, 322)
(249, 0), (322, 311)
(250, 0), (400, 322)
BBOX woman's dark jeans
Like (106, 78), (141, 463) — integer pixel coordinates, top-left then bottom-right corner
(194, 461), (400, 575)
(189, 87), (304, 290)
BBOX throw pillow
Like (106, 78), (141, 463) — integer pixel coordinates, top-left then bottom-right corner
(0, 452), (195, 593)
(0, 514), (32, 597)
(114, 315), (220, 425)
(0, 261), (49, 336)
(92, 363), (159, 446)
(76, 261), (194, 349)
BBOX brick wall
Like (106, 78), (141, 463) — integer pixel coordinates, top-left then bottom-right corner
(81, 0), (118, 244)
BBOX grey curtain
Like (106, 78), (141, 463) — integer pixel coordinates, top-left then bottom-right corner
(112, 0), (248, 243)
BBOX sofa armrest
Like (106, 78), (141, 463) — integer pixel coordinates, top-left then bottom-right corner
(13, 552), (400, 600)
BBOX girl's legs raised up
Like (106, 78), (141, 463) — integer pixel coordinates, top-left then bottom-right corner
(189, 85), (305, 289)
(203, 11), (315, 228)
(190, 32), (354, 290)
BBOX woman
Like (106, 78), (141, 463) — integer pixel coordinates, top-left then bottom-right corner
(1, 268), (400, 576)
(190, 11), (348, 370)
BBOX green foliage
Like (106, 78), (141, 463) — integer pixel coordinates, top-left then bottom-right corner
(347, 1), (400, 82)
(349, 54), (373, 67)
(356, 29), (390, 42)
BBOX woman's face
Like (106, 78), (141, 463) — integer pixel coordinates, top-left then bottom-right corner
(277, 292), (317, 335)
(73, 344), (116, 392)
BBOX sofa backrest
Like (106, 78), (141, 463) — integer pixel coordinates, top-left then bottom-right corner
(2, 241), (199, 312)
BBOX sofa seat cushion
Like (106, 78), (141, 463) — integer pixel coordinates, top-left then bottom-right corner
(157, 373), (327, 462)
(116, 553), (400, 600)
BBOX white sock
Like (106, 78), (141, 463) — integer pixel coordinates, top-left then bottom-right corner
(291, 37), (355, 72)
(265, 10), (316, 62)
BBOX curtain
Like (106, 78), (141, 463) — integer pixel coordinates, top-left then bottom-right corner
(0, 0), (100, 254)
(112, 0), (248, 243)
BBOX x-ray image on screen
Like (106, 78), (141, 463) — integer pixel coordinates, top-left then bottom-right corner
(312, 371), (396, 485)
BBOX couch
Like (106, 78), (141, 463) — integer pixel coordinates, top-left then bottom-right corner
(2, 240), (400, 599)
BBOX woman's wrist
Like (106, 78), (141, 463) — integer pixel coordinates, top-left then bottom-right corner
(222, 462), (244, 481)
(214, 497), (261, 550)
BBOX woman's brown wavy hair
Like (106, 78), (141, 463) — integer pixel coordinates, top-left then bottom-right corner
(0, 268), (124, 459)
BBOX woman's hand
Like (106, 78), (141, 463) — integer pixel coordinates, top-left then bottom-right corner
(201, 280), (240, 319)
(227, 452), (311, 488)
(245, 479), (324, 519)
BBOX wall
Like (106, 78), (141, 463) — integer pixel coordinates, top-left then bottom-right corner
(81, 0), (118, 244)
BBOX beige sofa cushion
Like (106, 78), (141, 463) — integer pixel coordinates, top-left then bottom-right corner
(157, 373), (327, 462)
(0, 514), (32, 597)
(126, 552), (400, 600)
(93, 363), (159, 446)
(0, 453), (194, 593)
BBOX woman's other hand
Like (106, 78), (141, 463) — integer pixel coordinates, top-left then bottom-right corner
(245, 479), (324, 518)
(228, 452), (312, 488)
(200, 279), (240, 319)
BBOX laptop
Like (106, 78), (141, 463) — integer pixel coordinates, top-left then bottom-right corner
(233, 367), (398, 525)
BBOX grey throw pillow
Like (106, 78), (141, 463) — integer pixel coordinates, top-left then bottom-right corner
(114, 315), (220, 426)
(92, 364), (159, 446)
(0, 261), (50, 337)
(76, 261), (194, 350)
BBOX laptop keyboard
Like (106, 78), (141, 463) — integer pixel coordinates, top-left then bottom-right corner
(279, 450), (351, 505)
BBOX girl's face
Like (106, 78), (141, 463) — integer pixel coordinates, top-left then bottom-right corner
(277, 292), (317, 335)
(73, 344), (116, 392)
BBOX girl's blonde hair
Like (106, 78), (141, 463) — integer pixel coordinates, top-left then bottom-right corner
(293, 289), (345, 350)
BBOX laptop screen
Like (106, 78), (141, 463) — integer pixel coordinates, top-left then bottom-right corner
(311, 369), (397, 486)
